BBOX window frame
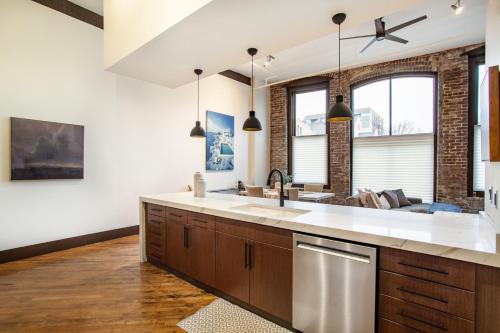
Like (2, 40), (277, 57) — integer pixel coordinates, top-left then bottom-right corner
(349, 72), (438, 200)
(286, 78), (330, 189)
(467, 50), (485, 197)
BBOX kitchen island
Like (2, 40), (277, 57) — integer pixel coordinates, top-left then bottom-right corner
(139, 192), (500, 332)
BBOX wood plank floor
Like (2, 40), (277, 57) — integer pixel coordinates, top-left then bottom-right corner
(0, 235), (216, 332)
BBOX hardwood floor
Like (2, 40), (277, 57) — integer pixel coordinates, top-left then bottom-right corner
(0, 235), (216, 332)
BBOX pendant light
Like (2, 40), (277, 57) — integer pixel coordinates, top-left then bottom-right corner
(243, 48), (262, 131)
(327, 13), (353, 122)
(190, 69), (206, 138)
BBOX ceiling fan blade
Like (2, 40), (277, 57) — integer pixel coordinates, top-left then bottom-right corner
(385, 34), (408, 44)
(375, 18), (384, 34)
(360, 38), (377, 53)
(340, 34), (376, 40)
(386, 15), (427, 34)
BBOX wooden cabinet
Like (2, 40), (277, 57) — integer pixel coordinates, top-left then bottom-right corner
(379, 248), (476, 333)
(249, 241), (292, 322)
(165, 214), (188, 274)
(187, 213), (215, 287)
(215, 232), (249, 302)
(145, 205), (166, 264)
(215, 217), (292, 322)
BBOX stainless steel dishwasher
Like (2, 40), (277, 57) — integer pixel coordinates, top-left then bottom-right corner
(293, 233), (377, 333)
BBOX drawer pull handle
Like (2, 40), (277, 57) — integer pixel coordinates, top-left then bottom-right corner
(149, 219), (162, 224)
(151, 208), (163, 212)
(150, 241), (162, 248)
(170, 213), (182, 218)
(397, 287), (449, 304)
(398, 261), (449, 275)
(192, 218), (208, 224)
(399, 311), (448, 331)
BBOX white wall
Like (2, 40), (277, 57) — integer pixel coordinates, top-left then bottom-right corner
(0, 0), (268, 250)
(103, 0), (212, 68)
(485, 0), (500, 223)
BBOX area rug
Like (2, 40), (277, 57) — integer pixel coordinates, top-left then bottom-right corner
(177, 298), (293, 333)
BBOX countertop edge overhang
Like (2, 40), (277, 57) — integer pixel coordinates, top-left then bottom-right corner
(139, 192), (500, 268)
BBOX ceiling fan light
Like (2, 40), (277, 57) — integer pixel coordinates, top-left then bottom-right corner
(327, 95), (353, 122)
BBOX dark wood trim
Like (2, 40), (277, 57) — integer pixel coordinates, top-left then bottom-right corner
(148, 260), (299, 332)
(461, 45), (485, 57)
(32, 0), (103, 29)
(283, 76), (330, 88)
(0, 225), (139, 264)
(467, 52), (485, 197)
(218, 70), (251, 86)
(287, 81), (331, 189)
(349, 72), (438, 200)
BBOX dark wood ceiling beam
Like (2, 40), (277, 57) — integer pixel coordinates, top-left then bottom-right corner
(32, 0), (103, 29)
(219, 70), (251, 86)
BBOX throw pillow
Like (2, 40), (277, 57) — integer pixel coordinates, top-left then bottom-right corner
(357, 188), (370, 207)
(379, 194), (391, 209)
(394, 189), (412, 207)
(367, 190), (384, 209)
(382, 190), (400, 208)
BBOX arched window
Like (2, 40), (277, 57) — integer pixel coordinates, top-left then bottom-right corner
(351, 73), (437, 203)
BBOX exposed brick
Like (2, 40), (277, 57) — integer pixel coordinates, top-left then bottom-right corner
(269, 44), (484, 212)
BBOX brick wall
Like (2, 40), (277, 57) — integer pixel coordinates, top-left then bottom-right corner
(269, 45), (484, 212)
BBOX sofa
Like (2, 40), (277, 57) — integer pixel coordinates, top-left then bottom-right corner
(346, 193), (431, 213)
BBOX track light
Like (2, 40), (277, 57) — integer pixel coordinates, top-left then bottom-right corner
(451, 0), (463, 14)
(263, 55), (275, 68)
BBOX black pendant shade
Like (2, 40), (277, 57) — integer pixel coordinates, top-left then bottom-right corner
(328, 13), (353, 122)
(190, 69), (206, 138)
(243, 48), (262, 131)
(328, 95), (352, 122)
(242, 110), (262, 131)
(190, 120), (206, 137)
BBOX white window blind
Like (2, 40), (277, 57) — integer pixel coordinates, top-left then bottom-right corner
(352, 134), (434, 203)
(292, 135), (327, 184)
(473, 125), (485, 191)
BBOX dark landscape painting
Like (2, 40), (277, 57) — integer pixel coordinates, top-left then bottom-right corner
(10, 118), (84, 180)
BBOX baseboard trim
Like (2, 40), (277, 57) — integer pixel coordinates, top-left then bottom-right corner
(0, 225), (139, 264)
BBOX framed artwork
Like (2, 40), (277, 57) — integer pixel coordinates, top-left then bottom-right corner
(206, 111), (234, 171)
(10, 117), (84, 180)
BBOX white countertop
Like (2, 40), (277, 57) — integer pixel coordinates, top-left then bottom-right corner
(139, 192), (500, 268)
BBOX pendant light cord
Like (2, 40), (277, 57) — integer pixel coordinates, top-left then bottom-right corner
(197, 74), (200, 121)
(251, 55), (254, 111)
(338, 22), (341, 94)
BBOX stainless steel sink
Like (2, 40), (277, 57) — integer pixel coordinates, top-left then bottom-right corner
(229, 204), (310, 219)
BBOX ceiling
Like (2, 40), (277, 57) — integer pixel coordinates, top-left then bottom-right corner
(106, 0), (429, 88)
(68, 0), (103, 15)
(234, 0), (485, 86)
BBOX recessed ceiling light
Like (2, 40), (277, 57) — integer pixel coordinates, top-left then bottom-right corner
(451, 0), (464, 14)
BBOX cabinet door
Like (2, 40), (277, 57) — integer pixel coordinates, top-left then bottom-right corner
(166, 219), (188, 274)
(188, 224), (215, 287)
(249, 241), (292, 322)
(215, 232), (249, 302)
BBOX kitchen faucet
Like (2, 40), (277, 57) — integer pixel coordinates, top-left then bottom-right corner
(266, 169), (287, 207)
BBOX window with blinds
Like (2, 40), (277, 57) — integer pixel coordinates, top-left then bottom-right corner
(289, 85), (328, 185)
(472, 64), (486, 193)
(352, 134), (434, 203)
(352, 75), (436, 202)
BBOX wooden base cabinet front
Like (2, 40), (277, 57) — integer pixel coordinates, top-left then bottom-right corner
(214, 217), (293, 323)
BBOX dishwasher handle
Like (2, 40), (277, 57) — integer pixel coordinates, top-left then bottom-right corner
(296, 241), (371, 264)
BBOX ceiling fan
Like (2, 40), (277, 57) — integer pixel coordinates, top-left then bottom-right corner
(340, 15), (428, 53)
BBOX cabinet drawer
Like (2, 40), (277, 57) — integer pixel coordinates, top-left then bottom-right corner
(188, 212), (215, 230)
(148, 203), (166, 217)
(379, 295), (474, 333)
(146, 235), (165, 263)
(165, 207), (188, 223)
(146, 215), (166, 237)
(215, 217), (292, 249)
(380, 247), (475, 291)
(380, 271), (475, 320)
(379, 317), (426, 333)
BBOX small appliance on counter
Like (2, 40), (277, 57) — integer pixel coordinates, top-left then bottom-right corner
(193, 172), (207, 197)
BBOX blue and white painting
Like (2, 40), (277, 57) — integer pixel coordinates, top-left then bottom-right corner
(206, 111), (234, 171)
